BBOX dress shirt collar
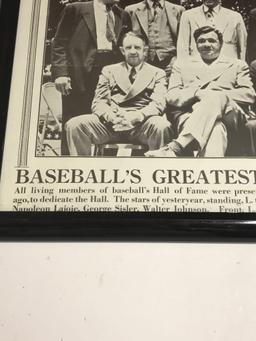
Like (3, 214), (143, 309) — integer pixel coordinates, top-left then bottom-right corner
(202, 3), (221, 14)
(147, 0), (164, 10)
(126, 62), (143, 73)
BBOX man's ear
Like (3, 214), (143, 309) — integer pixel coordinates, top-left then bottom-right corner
(120, 46), (125, 56)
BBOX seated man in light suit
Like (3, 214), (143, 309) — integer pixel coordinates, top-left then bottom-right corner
(146, 26), (255, 158)
(177, 0), (247, 60)
(66, 32), (173, 156)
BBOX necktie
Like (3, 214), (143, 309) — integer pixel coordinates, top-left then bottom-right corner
(129, 67), (137, 84)
(152, 0), (161, 18)
(106, 6), (117, 45)
(152, 0), (161, 8)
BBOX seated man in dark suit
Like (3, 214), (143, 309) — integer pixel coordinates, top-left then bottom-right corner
(65, 32), (173, 156)
(146, 26), (255, 158)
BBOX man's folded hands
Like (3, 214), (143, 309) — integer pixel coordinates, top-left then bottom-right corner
(103, 108), (145, 131)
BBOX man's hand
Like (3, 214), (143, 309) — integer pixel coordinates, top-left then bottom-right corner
(103, 111), (120, 124)
(103, 109), (145, 131)
(113, 111), (145, 131)
(123, 111), (145, 125)
(112, 109), (134, 131)
(55, 77), (72, 96)
(102, 108), (131, 131)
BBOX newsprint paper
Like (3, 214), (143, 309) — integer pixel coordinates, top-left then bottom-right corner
(0, 0), (256, 214)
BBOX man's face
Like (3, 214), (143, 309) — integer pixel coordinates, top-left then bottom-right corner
(196, 31), (222, 62)
(203, 0), (220, 8)
(120, 36), (147, 67)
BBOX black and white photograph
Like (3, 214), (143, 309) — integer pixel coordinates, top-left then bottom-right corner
(1, 0), (256, 214)
(37, 0), (256, 158)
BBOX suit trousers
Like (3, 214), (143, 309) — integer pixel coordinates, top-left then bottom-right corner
(246, 120), (256, 156)
(65, 114), (173, 156)
(222, 109), (247, 156)
(61, 91), (94, 156)
(177, 93), (229, 157)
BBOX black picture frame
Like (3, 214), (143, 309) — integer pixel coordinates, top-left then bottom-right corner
(0, 0), (256, 241)
(0, 212), (255, 241)
(0, 0), (20, 168)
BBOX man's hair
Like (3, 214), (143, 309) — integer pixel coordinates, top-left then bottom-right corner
(121, 31), (148, 46)
(194, 26), (223, 44)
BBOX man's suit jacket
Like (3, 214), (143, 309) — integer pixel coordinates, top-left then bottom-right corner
(166, 56), (255, 121)
(246, 8), (256, 63)
(125, 1), (184, 52)
(250, 59), (256, 91)
(51, 1), (131, 92)
(92, 62), (167, 118)
(177, 5), (247, 60)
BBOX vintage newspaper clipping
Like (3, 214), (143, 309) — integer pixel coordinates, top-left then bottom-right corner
(0, 0), (256, 213)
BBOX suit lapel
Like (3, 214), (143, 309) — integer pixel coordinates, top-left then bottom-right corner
(192, 6), (229, 33)
(214, 7), (229, 34)
(192, 6), (208, 28)
(122, 63), (155, 102)
(112, 62), (131, 95)
(165, 2), (178, 41)
(191, 57), (235, 87)
(135, 2), (149, 37)
(82, 3), (97, 44)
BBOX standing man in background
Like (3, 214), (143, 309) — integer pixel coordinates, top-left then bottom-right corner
(177, 0), (247, 60)
(125, 0), (184, 79)
(51, 0), (131, 155)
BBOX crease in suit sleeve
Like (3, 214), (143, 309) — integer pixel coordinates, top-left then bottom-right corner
(177, 12), (191, 59)
(166, 62), (198, 108)
(236, 13), (247, 61)
(91, 68), (113, 117)
(223, 61), (256, 105)
(51, 4), (77, 81)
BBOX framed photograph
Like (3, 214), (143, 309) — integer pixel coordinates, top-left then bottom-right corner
(0, 0), (256, 240)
